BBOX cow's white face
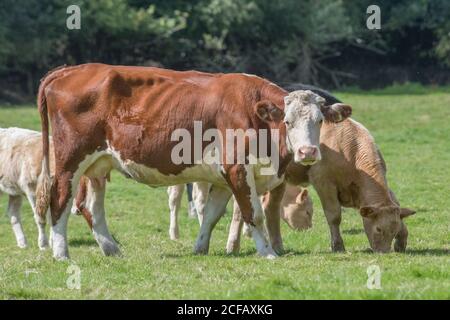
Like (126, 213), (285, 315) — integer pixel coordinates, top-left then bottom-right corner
(283, 90), (325, 165)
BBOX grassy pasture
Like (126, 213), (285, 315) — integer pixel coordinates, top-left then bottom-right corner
(0, 84), (449, 299)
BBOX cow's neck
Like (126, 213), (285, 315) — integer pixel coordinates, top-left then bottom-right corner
(261, 84), (291, 178)
(359, 173), (394, 208)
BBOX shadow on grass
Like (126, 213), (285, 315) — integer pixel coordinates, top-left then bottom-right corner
(405, 248), (449, 256)
(342, 228), (364, 235)
(69, 233), (121, 247)
(160, 248), (312, 259)
(69, 238), (97, 247)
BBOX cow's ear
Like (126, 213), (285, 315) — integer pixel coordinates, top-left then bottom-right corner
(360, 206), (378, 218)
(399, 207), (416, 219)
(321, 103), (352, 123)
(296, 189), (309, 204)
(255, 101), (284, 123)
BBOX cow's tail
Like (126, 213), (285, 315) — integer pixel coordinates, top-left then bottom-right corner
(35, 73), (54, 224)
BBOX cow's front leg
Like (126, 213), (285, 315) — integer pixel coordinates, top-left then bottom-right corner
(226, 165), (277, 259)
(167, 184), (185, 240)
(316, 185), (345, 252)
(193, 182), (211, 226)
(263, 182), (286, 255)
(194, 186), (232, 255)
(87, 177), (120, 256)
(226, 199), (244, 254)
(394, 221), (408, 252)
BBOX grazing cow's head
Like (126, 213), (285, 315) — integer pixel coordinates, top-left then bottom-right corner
(280, 188), (313, 230)
(360, 205), (415, 253)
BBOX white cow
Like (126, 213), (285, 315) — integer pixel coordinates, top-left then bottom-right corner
(0, 128), (52, 249)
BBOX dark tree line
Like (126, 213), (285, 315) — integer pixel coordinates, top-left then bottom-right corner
(0, 0), (449, 103)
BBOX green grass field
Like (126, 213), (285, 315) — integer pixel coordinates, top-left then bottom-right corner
(0, 84), (449, 299)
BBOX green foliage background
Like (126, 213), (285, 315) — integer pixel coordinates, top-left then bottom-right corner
(0, 0), (449, 101)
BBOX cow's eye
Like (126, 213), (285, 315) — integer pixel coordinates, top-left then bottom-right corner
(284, 120), (290, 126)
(319, 119), (324, 124)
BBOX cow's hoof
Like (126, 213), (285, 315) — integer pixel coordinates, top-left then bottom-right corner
(272, 243), (284, 255)
(101, 242), (121, 257)
(257, 245), (278, 259)
(53, 252), (70, 261)
(226, 242), (240, 255)
(17, 242), (28, 249)
(39, 237), (49, 250)
(331, 242), (345, 252)
(394, 240), (406, 253)
(194, 244), (209, 255)
(169, 230), (179, 241)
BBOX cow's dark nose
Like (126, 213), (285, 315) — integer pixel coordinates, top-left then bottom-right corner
(297, 146), (319, 163)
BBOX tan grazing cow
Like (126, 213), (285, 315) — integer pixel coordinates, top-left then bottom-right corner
(284, 118), (415, 253)
(0, 128), (52, 249)
(228, 118), (415, 253)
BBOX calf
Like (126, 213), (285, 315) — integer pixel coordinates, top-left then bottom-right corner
(1, 128), (93, 249)
(0, 128), (52, 249)
(227, 118), (415, 253)
(36, 63), (351, 260)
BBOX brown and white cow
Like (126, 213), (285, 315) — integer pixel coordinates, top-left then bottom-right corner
(228, 118), (415, 253)
(36, 63), (351, 260)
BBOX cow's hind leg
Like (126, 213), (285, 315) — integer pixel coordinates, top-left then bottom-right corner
(7, 195), (27, 248)
(25, 191), (48, 250)
(194, 186), (232, 255)
(50, 153), (106, 260)
(50, 174), (75, 260)
(167, 184), (184, 240)
(86, 177), (120, 256)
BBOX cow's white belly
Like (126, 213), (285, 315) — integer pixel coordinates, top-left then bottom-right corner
(106, 143), (227, 187)
(116, 159), (227, 187)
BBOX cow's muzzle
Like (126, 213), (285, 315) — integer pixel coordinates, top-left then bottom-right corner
(296, 146), (320, 165)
